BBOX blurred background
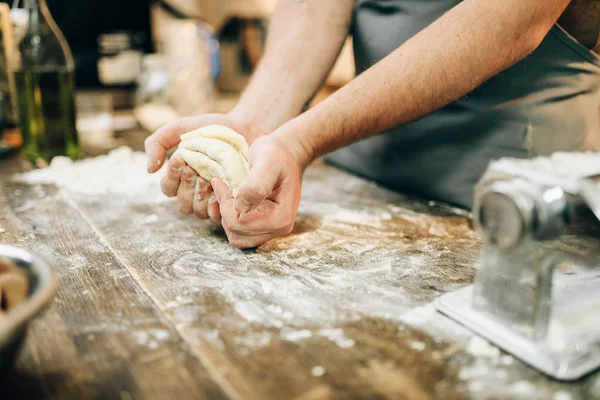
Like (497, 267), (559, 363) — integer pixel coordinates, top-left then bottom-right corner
(0, 0), (355, 158)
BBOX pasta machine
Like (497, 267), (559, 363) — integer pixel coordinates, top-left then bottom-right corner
(436, 151), (600, 381)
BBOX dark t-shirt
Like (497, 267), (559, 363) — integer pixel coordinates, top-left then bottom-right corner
(326, 0), (600, 208)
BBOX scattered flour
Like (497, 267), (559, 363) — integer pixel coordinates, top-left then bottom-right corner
(133, 328), (171, 349)
(318, 328), (355, 349)
(10, 148), (562, 398)
(67, 253), (89, 270)
(410, 341), (426, 351)
(511, 381), (536, 396)
(281, 329), (313, 342)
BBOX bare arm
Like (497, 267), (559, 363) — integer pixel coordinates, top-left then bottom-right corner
(214, 0), (573, 248)
(230, 0), (355, 134)
(144, 0), (354, 226)
(273, 0), (571, 167)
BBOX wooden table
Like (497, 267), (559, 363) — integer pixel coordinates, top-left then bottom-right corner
(0, 151), (598, 400)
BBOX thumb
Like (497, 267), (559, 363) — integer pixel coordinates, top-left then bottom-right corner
(211, 178), (233, 204)
(234, 157), (282, 214)
(145, 121), (186, 173)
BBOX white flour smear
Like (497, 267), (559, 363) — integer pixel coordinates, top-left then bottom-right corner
(16, 148), (476, 333)
(14, 148), (576, 399)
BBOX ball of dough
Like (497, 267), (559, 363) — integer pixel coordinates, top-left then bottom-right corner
(177, 125), (249, 189)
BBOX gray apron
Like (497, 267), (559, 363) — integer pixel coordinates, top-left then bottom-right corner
(325, 0), (600, 208)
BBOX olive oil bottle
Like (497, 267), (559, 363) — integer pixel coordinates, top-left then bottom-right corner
(14, 0), (80, 163)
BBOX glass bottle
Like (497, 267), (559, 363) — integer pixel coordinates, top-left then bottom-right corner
(14, 0), (79, 163)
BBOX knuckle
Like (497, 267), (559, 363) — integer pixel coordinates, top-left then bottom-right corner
(167, 163), (183, 179)
(193, 189), (205, 203)
(181, 170), (196, 186)
(252, 183), (270, 199)
(196, 179), (211, 195)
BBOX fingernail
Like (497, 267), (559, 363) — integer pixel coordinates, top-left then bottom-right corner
(236, 197), (251, 214)
(147, 156), (152, 171)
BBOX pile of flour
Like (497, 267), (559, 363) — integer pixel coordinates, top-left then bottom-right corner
(17, 147), (167, 203)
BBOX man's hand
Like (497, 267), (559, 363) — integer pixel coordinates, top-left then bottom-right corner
(144, 114), (265, 222)
(210, 135), (305, 249)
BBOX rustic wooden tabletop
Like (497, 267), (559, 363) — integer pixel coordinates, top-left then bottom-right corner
(0, 149), (598, 400)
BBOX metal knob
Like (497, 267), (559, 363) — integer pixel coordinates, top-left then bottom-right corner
(476, 180), (567, 249)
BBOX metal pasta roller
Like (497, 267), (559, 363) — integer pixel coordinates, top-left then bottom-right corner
(436, 151), (600, 381)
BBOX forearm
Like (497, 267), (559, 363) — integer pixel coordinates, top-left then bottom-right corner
(274, 0), (570, 166)
(229, 0), (355, 134)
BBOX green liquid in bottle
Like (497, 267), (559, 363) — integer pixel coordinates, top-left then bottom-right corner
(14, 66), (80, 162)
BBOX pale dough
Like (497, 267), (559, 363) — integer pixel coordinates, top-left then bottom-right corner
(177, 125), (249, 190)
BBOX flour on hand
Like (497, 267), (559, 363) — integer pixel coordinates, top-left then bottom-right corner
(177, 125), (249, 190)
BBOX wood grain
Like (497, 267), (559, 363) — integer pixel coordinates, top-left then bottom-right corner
(65, 163), (478, 399)
(0, 180), (227, 400)
(1, 152), (599, 399)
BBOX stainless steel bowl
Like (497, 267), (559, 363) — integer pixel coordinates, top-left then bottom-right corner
(0, 244), (56, 372)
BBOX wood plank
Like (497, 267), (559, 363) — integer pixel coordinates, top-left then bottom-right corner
(5, 149), (598, 399)
(60, 160), (478, 399)
(73, 162), (597, 399)
(0, 180), (228, 400)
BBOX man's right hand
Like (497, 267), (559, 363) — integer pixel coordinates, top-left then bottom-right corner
(144, 113), (265, 223)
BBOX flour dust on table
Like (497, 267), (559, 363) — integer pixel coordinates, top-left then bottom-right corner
(10, 148), (586, 399)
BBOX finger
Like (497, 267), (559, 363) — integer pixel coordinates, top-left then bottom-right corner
(234, 157), (281, 214)
(225, 201), (295, 235)
(207, 193), (222, 224)
(192, 178), (211, 219)
(161, 153), (186, 197)
(219, 188), (294, 236)
(144, 115), (229, 173)
(177, 166), (197, 214)
(211, 178), (234, 204)
(222, 219), (293, 249)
